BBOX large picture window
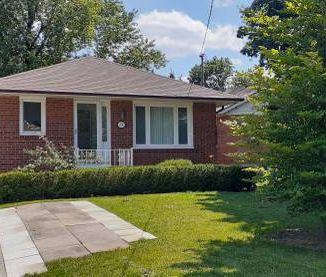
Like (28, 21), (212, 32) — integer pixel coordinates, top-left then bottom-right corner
(20, 97), (46, 136)
(150, 107), (174, 144)
(134, 103), (193, 148)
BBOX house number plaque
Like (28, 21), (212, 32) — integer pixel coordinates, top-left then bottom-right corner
(118, 121), (126, 129)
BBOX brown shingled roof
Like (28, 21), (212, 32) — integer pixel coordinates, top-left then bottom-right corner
(0, 57), (243, 102)
(226, 87), (255, 98)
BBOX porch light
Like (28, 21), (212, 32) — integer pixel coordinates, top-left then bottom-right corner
(121, 109), (126, 121)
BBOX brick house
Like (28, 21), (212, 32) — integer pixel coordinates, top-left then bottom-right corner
(0, 57), (243, 172)
(216, 88), (256, 164)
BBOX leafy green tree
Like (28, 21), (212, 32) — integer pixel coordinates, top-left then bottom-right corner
(237, 0), (293, 65)
(0, 0), (166, 77)
(229, 70), (253, 89)
(0, 0), (100, 77)
(94, 0), (166, 71)
(188, 57), (233, 91)
(231, 0), (326, 227)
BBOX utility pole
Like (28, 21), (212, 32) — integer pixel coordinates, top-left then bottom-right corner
(199, 53), (205, 87)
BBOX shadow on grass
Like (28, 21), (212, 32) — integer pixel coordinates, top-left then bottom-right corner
(172, 192), (325, 276)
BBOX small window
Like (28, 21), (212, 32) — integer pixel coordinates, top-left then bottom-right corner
(20, 97), (46, 136)
(136, 106), (146, 144)
(178, 107), (188, 144)
(102, 106), (108, 143)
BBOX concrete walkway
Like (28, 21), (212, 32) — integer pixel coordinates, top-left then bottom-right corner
(0, 201), (155, 277)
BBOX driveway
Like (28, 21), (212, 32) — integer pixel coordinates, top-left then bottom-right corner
(0, 201), (155, 277)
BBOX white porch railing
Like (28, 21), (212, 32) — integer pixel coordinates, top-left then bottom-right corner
(75, 148), (133, 168)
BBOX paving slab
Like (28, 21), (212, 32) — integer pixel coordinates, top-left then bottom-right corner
(0, 208), (46, 277)
(0, 246), (6, 277)
(114, 228), (144, 237)
(5, 255), (45, 277)
(72, 201), (156, 242)
(43, 203), (128, 252)
(17, 204), (88, 262)
(44, 203), (97, 226)
(2, 247), (39, 262)
(1, 201), (156, 276)
(67, 223), (128, 253)
(40, 244), (89, 263)
(0, 263), (5, 277)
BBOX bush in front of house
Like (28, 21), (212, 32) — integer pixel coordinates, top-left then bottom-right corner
(157, 159), (193, 168)
(0, 165), (255, 203)
(19, 137), (75, 172)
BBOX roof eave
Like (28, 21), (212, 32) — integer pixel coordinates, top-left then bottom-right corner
(0, 89), (244, 103)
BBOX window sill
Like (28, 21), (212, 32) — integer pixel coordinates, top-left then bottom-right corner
(20, 132), (45, 137)
(133, 145), (194, 150)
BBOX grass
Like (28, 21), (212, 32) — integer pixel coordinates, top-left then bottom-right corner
(2, 192), (325, 276)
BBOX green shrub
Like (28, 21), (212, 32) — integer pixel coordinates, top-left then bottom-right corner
(18, 137), (75, 172)
(157, 159), (193, 168)
(0, 165), (254, 204)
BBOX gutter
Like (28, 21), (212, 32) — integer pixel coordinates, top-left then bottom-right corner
(0, 89), (244, 102)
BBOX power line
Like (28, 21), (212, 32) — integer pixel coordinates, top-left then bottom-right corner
(188, 0), (215, 94)
(200, 0), (214, 55)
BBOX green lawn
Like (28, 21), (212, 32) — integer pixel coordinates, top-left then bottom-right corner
(2, 192), (325, 276)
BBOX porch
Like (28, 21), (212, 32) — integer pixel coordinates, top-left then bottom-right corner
(74, 148), (133, 167)
(74, 100), (134, 167)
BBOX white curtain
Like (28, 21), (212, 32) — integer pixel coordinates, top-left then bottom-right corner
(150, 107), (174, 144)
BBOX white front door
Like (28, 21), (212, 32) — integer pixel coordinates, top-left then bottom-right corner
(74, 100), (110, 151)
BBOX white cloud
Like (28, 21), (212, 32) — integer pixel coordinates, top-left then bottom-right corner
(137, 10), (244, 58)
(214, 0), (236, 7)
(231, 58), (243, 66)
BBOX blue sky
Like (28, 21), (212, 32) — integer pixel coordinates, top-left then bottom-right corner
(123, 0), (257, 79)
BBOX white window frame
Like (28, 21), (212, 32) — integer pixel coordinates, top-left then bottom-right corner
(19, 96), (46, 136)
(73, 99), (111, 150)
(133, 101), (193, 149)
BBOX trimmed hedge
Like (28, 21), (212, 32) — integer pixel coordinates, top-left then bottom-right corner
(0, 165), (254, 203)
(157, 159), (193, 168)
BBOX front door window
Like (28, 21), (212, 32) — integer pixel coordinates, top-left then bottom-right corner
(77, 103), (97, 149)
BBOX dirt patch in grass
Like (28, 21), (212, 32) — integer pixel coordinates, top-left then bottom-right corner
(272, 229), (326, 250)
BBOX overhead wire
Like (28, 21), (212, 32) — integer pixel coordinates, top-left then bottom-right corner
(121, 1), (216, 273)
(188, 0), (215, 95)
(200, 0), (214, 55)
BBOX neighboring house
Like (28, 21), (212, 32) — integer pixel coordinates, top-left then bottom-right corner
(0, 57), (243, 172)
(216, 88), (256, 164)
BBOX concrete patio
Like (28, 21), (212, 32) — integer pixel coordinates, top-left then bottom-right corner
(0, 201), (155, 277)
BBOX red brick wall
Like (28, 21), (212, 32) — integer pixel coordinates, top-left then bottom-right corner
(0, 96), (73, 171)
(0, 98), (217, 171)
(216, 115), (239, 164)
(110, 100), (133, 149)
(133, 102), (217, 165)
